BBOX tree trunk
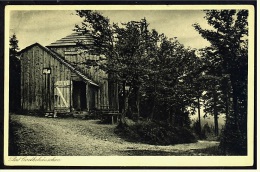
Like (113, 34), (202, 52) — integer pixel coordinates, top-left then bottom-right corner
(150, 74), (157, 120)
(214, 110), (219, 136)
(169, 107), (173, 124)
(136, 86), (140, 121)
(224, 84), (229, 122)
(197, 96), (202, 137)
(213, 88), (219, 136)
(220, 73), (246, 155)
(150, 102), (155, 120)
(230, 74), (240, 131)
(119, 82), (127, 127)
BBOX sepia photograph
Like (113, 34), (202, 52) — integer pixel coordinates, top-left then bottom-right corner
(4, 4), (255, 167)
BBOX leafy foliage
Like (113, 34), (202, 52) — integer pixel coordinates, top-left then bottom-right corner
(194, 10), (248, 155)
(9, 34), (21, 112)
(115, 120), (197, 145)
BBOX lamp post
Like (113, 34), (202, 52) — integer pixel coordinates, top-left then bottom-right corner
(43, 68), (51, 114)
(124, 85), (130, 109)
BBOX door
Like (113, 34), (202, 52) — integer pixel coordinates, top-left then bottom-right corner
(54, 80), (71, 112)
(72, 81), (86, 111)
(89, 85), (97, 110)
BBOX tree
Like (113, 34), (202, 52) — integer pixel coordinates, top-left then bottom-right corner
(113, 18), (157, 121)
(194, 10), (248, 155)
(75, 10), (198, 126)
(143, 35), (200, 126)
(9, 34), (20, 112)
(202, 77), (222, 136)
(188, 54), (205, 138)
(75, 10), (158, 125)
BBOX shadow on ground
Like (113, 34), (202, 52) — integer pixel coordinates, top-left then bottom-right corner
(120, 149), (175, 156)
(120, 146), (222, 156)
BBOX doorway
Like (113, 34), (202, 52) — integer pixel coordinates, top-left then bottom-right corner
(72, 81), (86, 111)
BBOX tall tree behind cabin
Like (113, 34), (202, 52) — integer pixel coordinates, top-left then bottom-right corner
(9, 34), (21, 112)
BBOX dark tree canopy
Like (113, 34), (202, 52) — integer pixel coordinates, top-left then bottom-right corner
(9, 34), (21, 112)
(194, 10), (248, 155)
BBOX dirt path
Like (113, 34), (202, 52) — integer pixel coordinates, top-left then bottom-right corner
(9, 114), (220, 156)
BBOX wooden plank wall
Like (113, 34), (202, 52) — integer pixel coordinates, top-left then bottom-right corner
(48, 47), (67, 57)
(50, 46), (112, 109)
(21, 45), (72, 112)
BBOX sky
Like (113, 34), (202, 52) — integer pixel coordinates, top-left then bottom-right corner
(9, 10), (212, 50)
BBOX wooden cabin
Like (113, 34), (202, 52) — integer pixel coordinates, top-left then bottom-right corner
(20, 31), (119, 116)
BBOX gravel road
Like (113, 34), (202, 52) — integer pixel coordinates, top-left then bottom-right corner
(9, 114), (220, 156)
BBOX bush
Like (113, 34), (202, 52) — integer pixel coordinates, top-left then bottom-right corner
(192, 120), (205, 139)
(219, 123), (247, 155)
(115, 120), (197, 145)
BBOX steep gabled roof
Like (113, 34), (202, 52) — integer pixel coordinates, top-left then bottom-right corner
(47, 31), (94, 47)
(19, 43), (99, 87)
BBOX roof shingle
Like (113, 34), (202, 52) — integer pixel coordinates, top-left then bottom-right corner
(47, 31), (94, 47)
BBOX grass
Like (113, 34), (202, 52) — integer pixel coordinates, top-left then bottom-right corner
(9, 119), (22, 155)
(9, 116), (56, 156)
